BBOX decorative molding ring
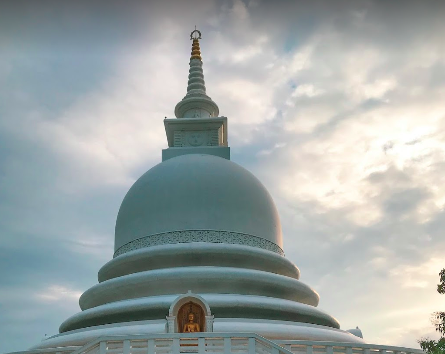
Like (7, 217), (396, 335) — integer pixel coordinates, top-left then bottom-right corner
(114, 230), (284, 258)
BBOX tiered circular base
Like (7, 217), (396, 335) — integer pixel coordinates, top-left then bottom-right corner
(32, 243), (364, 350)
(33, 318), (364, 350)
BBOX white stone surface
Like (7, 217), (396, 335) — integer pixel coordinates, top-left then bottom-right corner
(114, 154), (283, 252)
(164, 117), (227, 148)
(174, 58), (219, 118)
(59, 293), (339, 334)
(33, 318), (367, 350)
(347, 326), (364, 338)
(78, 267), (319, 310)
(113, 230), (283, 257)
(99, 243), (300, 282)
(31, 333), (424, 354)
(162, 146), (230, 161)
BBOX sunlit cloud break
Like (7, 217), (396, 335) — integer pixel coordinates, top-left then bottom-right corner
(37, 286), (82, 302)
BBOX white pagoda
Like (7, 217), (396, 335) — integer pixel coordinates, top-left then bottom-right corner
(12, 30), (423, 354)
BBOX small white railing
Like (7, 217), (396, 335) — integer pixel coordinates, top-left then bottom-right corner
(7, 347), (80, 354)
(275, 339), (424, 354)
(70, 333), (291, 354)
(7, 334), (424, 354)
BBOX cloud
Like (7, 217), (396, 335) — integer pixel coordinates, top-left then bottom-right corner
(291, 84), (325, 98)
(1, 0), (445, 352)
(36, 285), (82, 302)
(390, 258), (445, 289)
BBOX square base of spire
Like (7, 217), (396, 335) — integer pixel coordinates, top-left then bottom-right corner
(164, 117), (228, 148)
(163, 117), (229, 161)
(162, 146), (230, 161)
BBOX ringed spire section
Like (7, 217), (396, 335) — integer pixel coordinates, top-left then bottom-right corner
(174, 28), (219, 118)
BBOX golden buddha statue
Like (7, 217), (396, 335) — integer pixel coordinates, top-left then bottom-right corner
(183, 312), (200, 332)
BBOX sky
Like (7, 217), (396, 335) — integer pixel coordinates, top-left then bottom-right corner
(0, 0), (444, 352)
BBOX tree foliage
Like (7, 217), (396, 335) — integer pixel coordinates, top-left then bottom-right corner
(419, 268), (445, 354)
(433, 311), (445, 337)
(420, 338), (445, 354)
(438, 269), (445, 295)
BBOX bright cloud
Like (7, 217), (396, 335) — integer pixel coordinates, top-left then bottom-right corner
(37, 285), (82, 302)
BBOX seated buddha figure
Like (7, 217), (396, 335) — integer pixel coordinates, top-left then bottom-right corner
(183, 312), (200, 332)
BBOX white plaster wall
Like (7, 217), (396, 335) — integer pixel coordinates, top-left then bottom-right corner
(79, 267), (319, 311)
(60, 294), (339, 333)
(98, 243), (299, 283)
(114, 154), (283, 252)
(33, 318), (364, 350)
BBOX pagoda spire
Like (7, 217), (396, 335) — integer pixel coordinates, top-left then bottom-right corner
(174, 28), (219, 118)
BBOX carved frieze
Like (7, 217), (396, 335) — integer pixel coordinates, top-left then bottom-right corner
(114, 230), (284, 258)
(172, 129), (220, 147)
(164, 117), (228, 148)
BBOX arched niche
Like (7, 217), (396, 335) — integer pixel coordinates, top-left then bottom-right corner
(166, 291), (213, 333)
(177, 301), (205, 333)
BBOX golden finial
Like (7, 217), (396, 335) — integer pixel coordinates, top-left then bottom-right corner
(190, 26), (202, 61)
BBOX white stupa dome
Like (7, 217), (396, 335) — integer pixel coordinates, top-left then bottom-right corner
(115, 153), (283, 256)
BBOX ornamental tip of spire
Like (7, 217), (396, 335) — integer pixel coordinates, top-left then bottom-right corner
(174, 27), (219, 118)
(190, 27), (202, 61)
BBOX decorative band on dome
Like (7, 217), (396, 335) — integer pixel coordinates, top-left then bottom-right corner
(114, 230), (285, 258)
